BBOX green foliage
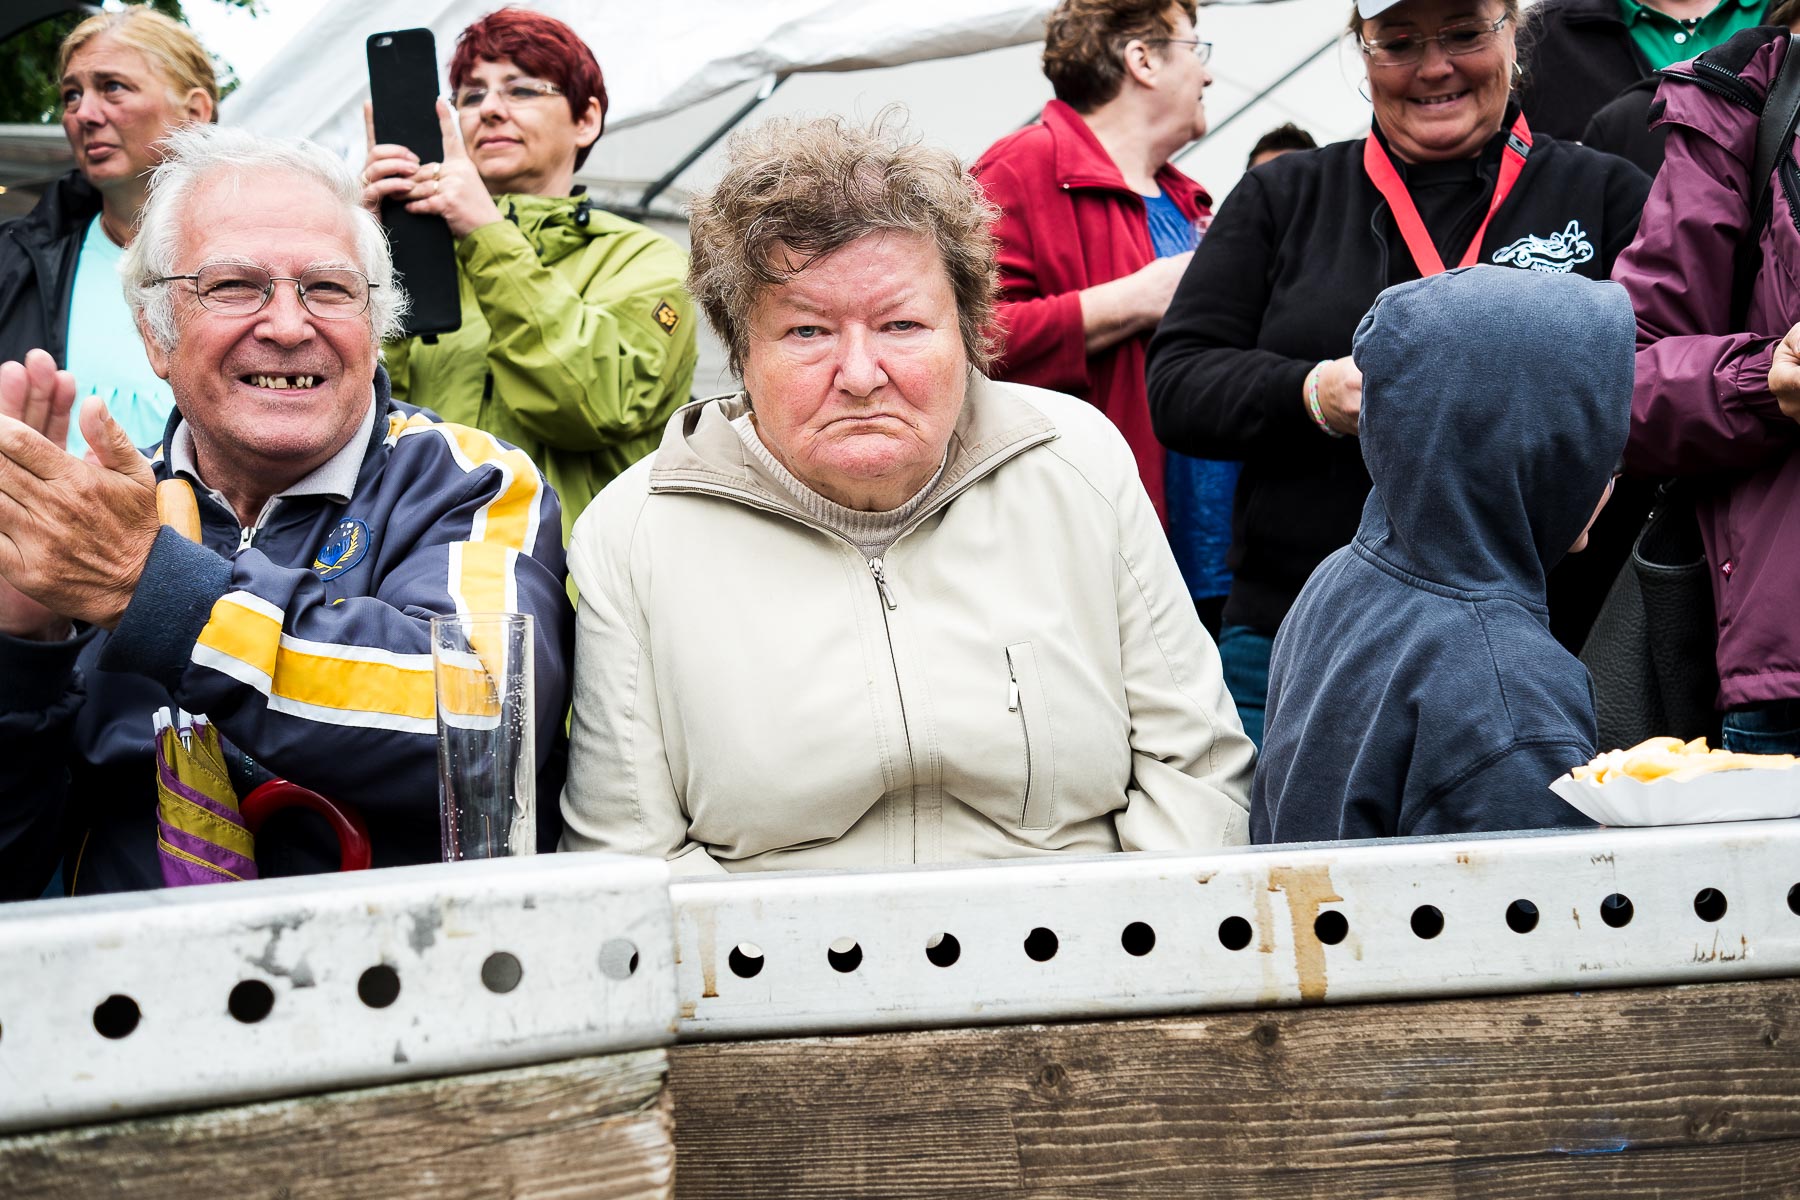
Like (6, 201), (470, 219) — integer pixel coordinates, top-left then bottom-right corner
(0, 1), (258, 126)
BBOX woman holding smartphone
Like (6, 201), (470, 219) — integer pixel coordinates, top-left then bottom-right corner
(360, 8), (697, 542)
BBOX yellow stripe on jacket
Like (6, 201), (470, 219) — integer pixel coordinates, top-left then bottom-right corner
(387, 413), (541, 614)
(192, 591), (437, 734)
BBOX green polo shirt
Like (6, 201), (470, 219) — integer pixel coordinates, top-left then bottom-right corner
(1619, 0), (1766, 70)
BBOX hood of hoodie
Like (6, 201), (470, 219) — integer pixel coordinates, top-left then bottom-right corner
(1352, 266), (1633, 599)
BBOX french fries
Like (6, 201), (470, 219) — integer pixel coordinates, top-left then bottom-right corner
(1572, 736), (1797, 785)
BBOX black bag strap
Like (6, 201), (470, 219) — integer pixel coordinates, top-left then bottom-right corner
(1732, 33), (1800, 327)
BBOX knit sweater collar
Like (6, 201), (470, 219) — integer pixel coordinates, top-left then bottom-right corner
(729, 414), (948, 558)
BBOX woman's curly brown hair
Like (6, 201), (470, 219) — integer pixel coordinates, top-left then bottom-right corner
(1043, 0), (1199, 112)
(686, 110), (999, 377)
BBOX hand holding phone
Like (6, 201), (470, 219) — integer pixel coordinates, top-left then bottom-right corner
(362, 100), (500, 240)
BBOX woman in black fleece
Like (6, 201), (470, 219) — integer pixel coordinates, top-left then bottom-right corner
(1145, 0), (1646, 748)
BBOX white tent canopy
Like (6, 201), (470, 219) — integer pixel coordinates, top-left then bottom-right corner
(207, 0), (1372, 388)
(219, 0), (1372, 214)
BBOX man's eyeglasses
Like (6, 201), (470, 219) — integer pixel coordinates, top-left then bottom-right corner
(151, 264), (376, 320)
(451, 79), (565, 110)
(1360, 14), (1508, 68)
(1147, 38), (1213, 64)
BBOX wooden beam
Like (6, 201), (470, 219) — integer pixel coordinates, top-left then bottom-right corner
(3, 1048), (673, 1200)
(668, 978), (1800, 1198)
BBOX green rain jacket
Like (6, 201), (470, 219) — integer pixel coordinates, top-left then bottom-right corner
(383, 193), (698, 543)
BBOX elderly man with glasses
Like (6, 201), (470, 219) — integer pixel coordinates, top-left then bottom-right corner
(0, 125), (573, 899)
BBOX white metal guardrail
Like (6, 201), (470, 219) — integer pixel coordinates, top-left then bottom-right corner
(670, 820), (1800, 1038)
(7, 823), (1800, 1132)
(0, 853), (674, 1134)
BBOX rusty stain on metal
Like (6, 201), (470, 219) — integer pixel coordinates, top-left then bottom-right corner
(1692, 933), (1751, 964)
(1268, 864), (1343, 1004)
(696, 907), (718, 1000)
(1572, 908), (1582, 928)
(1456, 853), (1471, 865)
(1252, 875), (1280, 1005)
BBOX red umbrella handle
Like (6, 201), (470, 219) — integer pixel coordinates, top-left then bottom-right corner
(241, 780), (374, 872)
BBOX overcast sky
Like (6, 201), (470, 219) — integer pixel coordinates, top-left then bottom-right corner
(182, 0), (316, 89)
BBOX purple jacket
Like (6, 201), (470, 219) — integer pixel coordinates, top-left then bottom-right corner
(1613, 29), (1800, 709)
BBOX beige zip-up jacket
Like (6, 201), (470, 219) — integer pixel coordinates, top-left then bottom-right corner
(560, 374), (1254, 875)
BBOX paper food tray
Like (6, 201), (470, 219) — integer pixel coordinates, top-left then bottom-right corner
(1549, 762), (1800, 827)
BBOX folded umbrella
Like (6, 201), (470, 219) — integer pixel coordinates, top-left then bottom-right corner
(154, 708), (259, 886)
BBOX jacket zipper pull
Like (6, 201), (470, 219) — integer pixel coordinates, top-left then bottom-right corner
(238, 524), (255, 552)
(1008, 678), (1021, 713)
(869, 556), (898, 611)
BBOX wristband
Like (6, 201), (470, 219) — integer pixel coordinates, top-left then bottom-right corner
(1305, 360), (1346, 439)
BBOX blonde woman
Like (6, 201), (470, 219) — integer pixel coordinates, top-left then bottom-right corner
(0, 7), (217, 455)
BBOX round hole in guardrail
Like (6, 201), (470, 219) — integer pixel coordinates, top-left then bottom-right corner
(728, 943), (764, 979)
(827, 937), (863, 973)
(1600, 893), (1635, 929)
(599, 939), (639, 981)
(1694, 888), (1729, 923)
(481, 951), (523, 994)
(1313, 910), (1349, 946)
(1024, 927), (1059, 962)
(1506, 899), (1539, 933)
(926, 932), (960, 968)
(227, 979), (275, 1024)
(1121, 922), (1156, 957)
(1218, 916), (1253, 951)
(93, 994), (140, 1039)
(357, 964), (401, 1009)
(1790, 883), (1800, 916)
(1410, 905), (1445, 940)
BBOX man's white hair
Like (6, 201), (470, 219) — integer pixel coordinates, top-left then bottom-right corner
(122, 125), (409, 350)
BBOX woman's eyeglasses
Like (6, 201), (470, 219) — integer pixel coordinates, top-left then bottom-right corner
(1361, 15), (1508, 68)
(451, 79), (565, 110)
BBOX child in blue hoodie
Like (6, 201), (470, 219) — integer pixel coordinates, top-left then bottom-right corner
(1252, 268), (1631, 843)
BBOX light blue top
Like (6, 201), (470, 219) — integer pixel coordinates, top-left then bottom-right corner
(62, 219), (176, 458)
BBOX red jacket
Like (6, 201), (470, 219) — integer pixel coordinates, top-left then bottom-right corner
(972, 99), (1210, 521)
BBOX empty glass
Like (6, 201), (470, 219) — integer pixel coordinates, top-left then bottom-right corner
(431, 612), (536, 860)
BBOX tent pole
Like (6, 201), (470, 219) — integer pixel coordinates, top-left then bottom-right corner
(1187, 33), (1341, 149)
(621, 72), (786, 220)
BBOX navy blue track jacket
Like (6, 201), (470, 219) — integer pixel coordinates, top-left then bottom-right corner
(0, 369), (573, 897)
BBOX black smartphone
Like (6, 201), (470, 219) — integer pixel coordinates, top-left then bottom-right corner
(367, 28), (461, 339)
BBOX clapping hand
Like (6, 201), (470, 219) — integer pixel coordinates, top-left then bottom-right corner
(0, 350), (158, 639)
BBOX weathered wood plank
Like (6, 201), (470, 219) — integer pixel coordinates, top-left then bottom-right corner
(669, 978), (1800, 1198)
(4, 1048), (673, 1200)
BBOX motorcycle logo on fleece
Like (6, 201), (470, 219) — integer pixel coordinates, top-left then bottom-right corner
(1491, 220), (1594, 273)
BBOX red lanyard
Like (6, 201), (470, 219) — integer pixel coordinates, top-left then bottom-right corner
(1362, 112), (1532, 276)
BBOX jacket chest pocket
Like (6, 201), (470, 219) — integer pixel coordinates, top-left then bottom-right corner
(1006, 641), (1055, 829)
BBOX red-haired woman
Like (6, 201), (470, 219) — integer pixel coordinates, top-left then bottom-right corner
(360, 8), (696, 540)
